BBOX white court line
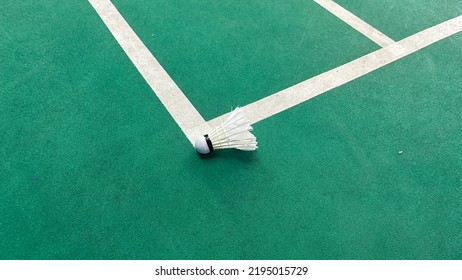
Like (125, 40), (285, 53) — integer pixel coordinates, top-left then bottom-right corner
(90, 0), (461, 146)
(203, 15), (462, 130)
(88, 0), (208, 144)
(314, 0), (395, 47)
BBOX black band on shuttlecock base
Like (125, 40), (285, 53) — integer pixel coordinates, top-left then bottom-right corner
(204, 134), (214, 152)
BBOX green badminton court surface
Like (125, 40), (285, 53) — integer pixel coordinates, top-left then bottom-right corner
(1, 0), (462, 259)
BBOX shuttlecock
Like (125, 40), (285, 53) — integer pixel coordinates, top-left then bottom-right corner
(195, 107), (258, 154)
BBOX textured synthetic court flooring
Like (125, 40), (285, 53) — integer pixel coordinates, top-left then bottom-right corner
(1, 0), (462, 259)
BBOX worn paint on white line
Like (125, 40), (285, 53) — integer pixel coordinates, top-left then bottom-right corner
(315, 0), (395, 47)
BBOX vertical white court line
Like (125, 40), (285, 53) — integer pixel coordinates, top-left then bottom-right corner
(88, 0), (207, 144)
(203, 15), (462, 129)
(315, 0), (396, 47)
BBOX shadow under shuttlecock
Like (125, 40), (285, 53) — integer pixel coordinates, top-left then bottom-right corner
(197, 149), (258, 162)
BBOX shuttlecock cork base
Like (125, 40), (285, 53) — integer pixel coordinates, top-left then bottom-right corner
(194, 107), (258, 155)
(194, 134), (215, 154)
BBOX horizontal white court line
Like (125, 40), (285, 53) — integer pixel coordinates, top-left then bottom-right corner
(89, 0), (207, 145)
(314, 0), (395, 47)
(202, 15), (462, 131)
